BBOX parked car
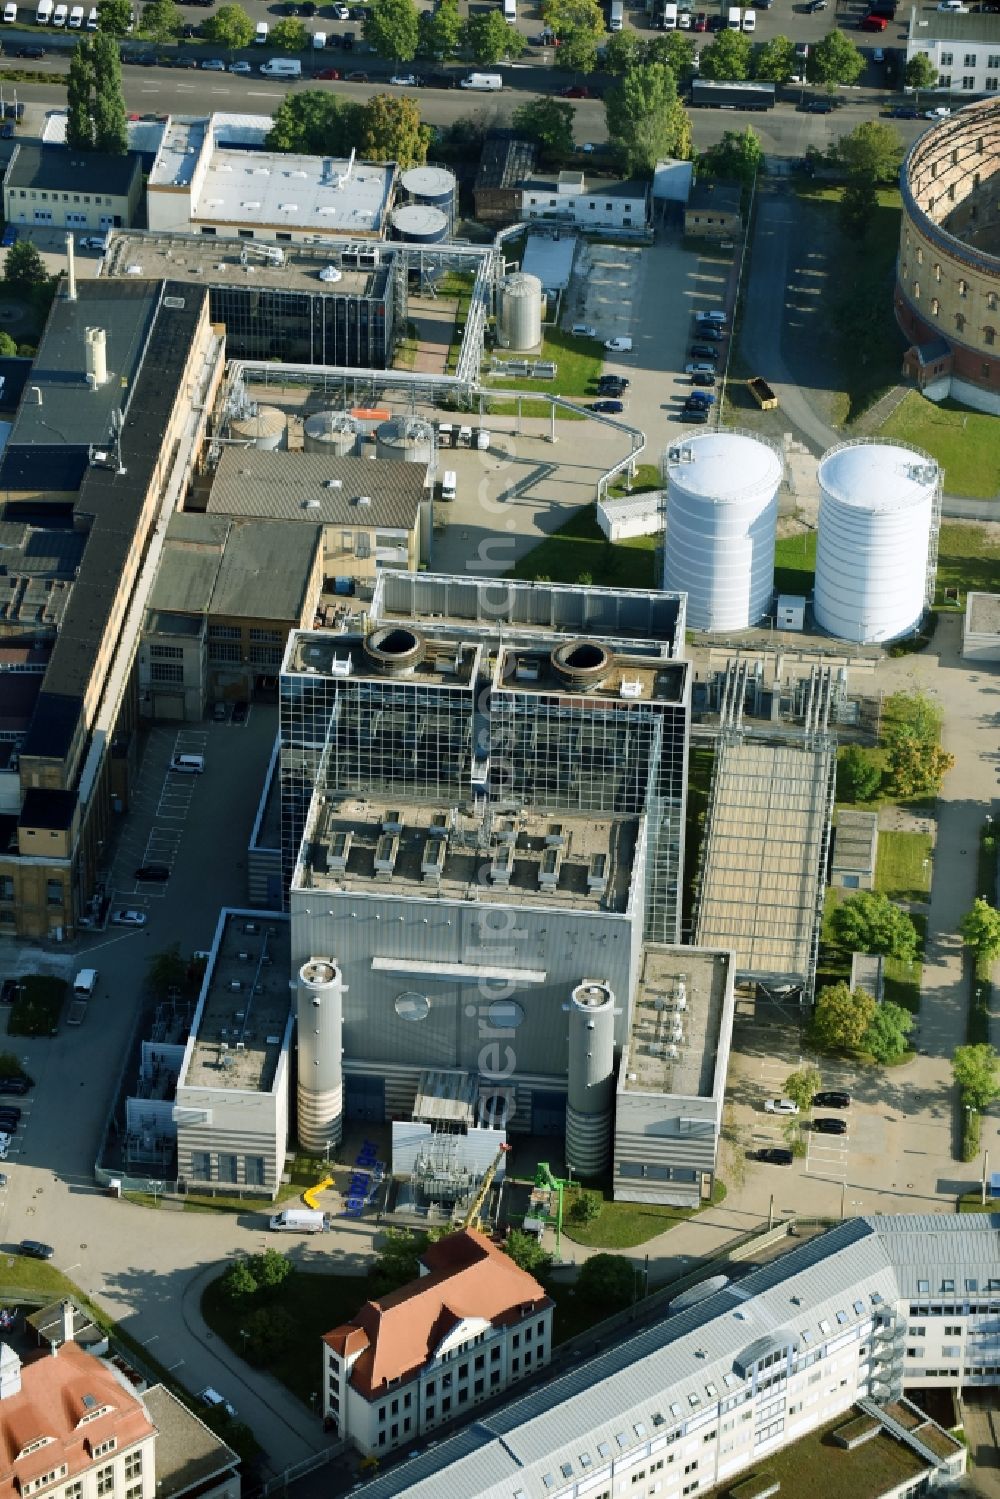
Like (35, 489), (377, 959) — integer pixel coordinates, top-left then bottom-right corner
(346, 69), (370, 79)
(924, 105), (951, 117)
(598, 374), (629, 389)
(686, 390), (716, 406)
(685, 361), (717, 376)
(0, 1107), (23, 1123)
(808, 0), (826, 9)
(0, 1118), (18, 1135)
(799, 99), (833, 113)
(571, 323), (598, 338)
(561, 84), (590, 97)
(200, 57), (225, 69)
(888, 104), (918, 117)
(764, 1097), (799, 1115)
(19, 1240), (54, 1260)
(0, 1077), (31, 1095)
(12, 43), (45, 56)
(684, 408), (710, 423)
(389, 72), (419, 85)
(873, 45), (884, 61)
(755, 1148), (794, 1166)
(605, 336), (633, 352)
(696, 310), (728, 326)
(316, 66), (342, 78)
(211, 702), (228, 722)
(112, 909), (147, 928)
(813, 1090), (851, 1108)
(690, 343), (719, 360)
(174, 54), (198, 66)
(690, 371), (716, 387)
(591, 399), (624, 414)
(135, 864), (170, 882)
(0, 226), (17, 249)
(229, 60), (251, 72)
(300, 0), (316, 13)
(693, 9), (707, 24)
(424, 70), (456, 86)
(0, 124), (13, 139)
(232, 700), (250, 724)
(813, 1117), (848, 1135)
(332, 1), (349, 13)
(199, 1388), (237, 1419)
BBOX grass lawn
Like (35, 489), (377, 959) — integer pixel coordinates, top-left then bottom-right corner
(935, 521), (1000, 605)
(875, 831), (932, 902)
(958, 1193), (999, 1212)
(608, 462), (661, 499)
(882, 392), (1000, 500)
(511, 504), (658, 588)
(9, 975), (66, 1037)
(485, 328), (605, 420)
(773, 529), (816, 597)
(883, 913), (926, 1014)
(560, 1180), (726, 1250)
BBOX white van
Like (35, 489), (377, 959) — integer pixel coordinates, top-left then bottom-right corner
(35, 0), (51, 20)
(609, 0), (623, 27)
(269, 1208), (328, 1233)
(254, 18), (268, 41)
(53, 4), (67, 23)
(2, 4), (16, 20)
(73, 968), (98, 997)
(727, 4), (741, 23)
(69, 4), (83, 23)
(86, 5), (96, 24)
(503, 0), (516, 17)
(662, 1), (677, 24)
(460, 72), (503, 89)
(260, 56), (301, 76)
(170, 753), (205, 774)
(441, 470), (457, 502)
(312, 28), (326, 46)
(742, 8), (756, 28)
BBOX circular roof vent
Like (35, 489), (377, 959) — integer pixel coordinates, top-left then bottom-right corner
(550, 638), (613, 691)
(364, 625), (427, 676)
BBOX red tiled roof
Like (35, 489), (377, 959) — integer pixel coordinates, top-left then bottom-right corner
(0, 1343), (154, 1499)
(322, 1229), (551, 1401)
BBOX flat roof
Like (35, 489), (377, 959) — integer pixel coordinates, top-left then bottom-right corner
(523, 174), (648, 200)
(296, 794), (640, 914)
(5, 144), (141, 197)
(699, 1410), (930, 1499)
(494, 642), (686, 705)
(141, 1386), (239, 1499)
(695, 739), (832, 984)
(183, 912), (291, 1093)
(286, 630), (481, 689)
(967, 590), (1000, 636)
(103, 231), (389, 298)
(475, 133), (538, 192)
(832, 810), (878, 876)
(0, 520), (84, 635)
(915, 10), (1000, 39)
(207, 448), (425, 533)
(687, 179), (742, 215)
(623, 946), (730, 1100)
(149, 512), (321, 624)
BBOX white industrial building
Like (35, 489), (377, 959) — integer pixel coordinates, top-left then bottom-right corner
(905, 9), (1000, 96)
(596, 489), (666, 542)
(813, 440), (941, 646)
(146, 114), (396, 240)
(662, 430), (783, 634)
(962, 591), (1000, 659)
(351, 1213), (982, 1499)
(520, 172), (651, 232)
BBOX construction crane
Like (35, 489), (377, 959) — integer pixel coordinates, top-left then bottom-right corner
(461, 1142), (511, 1232)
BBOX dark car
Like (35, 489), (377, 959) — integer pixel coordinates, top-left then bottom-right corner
(0, 1118), (18, 1135)
(800, 99), (833, 113)
(561, 85), (590, 98)
(694, 324), (725, 341)
(598, 380), (628, 396)
(0, 1077), (31, 1096)
(813, 1116), (847, 1135)
(424, 71), (456, 86)
(707, 12), (724, 26)
(756, 1148), (794, 1166)
(0, 1107), (22, 1123)
(598, 375), (630, 390)
(343, 28), (355, 46)
(889, 105), (918, 117)
(181, 21), (196, 34)
(135, 863), (170, 882)
(813, 1090), (851, 1109)
(686, 390), (716, 407)
(591, 399), (624, 414)
(689, 343), (719, 361)
(690, 372), (716, 388)
(684, 408), (710, 424)
(300, 0), (317, 12)
(19, 1240), (54, 1261)
(175, 55), (199, 66)
(232, 699), (250, 724)
(13, 44), (46, 57)
(0, 125), (13, 140)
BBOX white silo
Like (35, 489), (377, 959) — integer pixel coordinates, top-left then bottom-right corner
(662, 429), (783, 633)
(230, 405), (287, 451)
(374, 416), (435, 466)
(303, 410), (358, 457)
(500, 272), (543, 351)
(814, 440), (940, 644)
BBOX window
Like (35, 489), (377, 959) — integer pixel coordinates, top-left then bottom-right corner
(956, 313), (967, 332)
(47, 880), (63, 908)
(124, 1454), (142, 1483)
(151, 661), (184, 684)
(989, 52), (1000, 66)
(945, 1325), (963, 1336)
(685, 1462), (699, 1475)
(942, 1345), (961, 1358)
(65, 1484), (83, 1499)
(938, 74), (951, 87)
(209, 624), (241, 640)
(934, 262), (942, 281)
(964, 52), (976, 65)
(987, 76), (999, 90)
(209, 641), (241, 665)
(190, 1150), (211, 1179)
(217, 1153), (238, 1184)
(0, 878), (13, 903)
(913, 280), (921, 301)
(244, 1155), (265, 1186)
(943, 1280), (955, 1293)
(96, 1468), (114, 1497)
(249, 628), (281, 643)
(151, 643), (183, 659)
(940, 50), (953, 64)
(125, 1488), (141, 1499)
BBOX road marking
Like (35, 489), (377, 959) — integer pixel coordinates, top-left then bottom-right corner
(246, 89), (281, 97)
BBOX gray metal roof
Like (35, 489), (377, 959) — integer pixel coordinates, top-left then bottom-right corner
(207, 449), (425, 532)
(916, 11), (1000, 40)
(5, 143), (141, 197)
(352, 1216), (1000, 1498)
(149, 513), (321, 623)
(869, 1212), (1000, 1299)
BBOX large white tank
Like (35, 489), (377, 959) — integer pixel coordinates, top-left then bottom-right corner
(662, 429), (783, 632)
(814, 439), (940, 644)
(500, 272), (543, 351)
(390, 203), (450, 244)
(303, 410), (358, 457)
(400, 164), (457, 230)
(230, 405), (287, 451)
(374, 416), (435, 466)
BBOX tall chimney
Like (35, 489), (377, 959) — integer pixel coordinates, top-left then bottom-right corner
(61, 1300), (74, 1347)
(65, 233), (76, 302)
(84, 327), (107, 388)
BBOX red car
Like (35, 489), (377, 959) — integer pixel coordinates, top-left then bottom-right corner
(859, 13), (887, 27)
(693, 10), (707, 25)
(561, 85), (590, 98)
(316, 67), (342, 78)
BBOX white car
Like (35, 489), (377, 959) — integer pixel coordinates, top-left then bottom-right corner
(605, 336), (633, 352)
(571, 323), (598, 338)
(390, 73), (418, 85)
(924, 106), (951, 118)
(112, 909), (147, 928)
(742, 8), (755, 27)
(332, 2), (349, 14)
(229, 60), (251, 73)
(697, 310), (728, 325)
(198, 1387), (237, 1419)
(764, 1098), (800, 1115)
(201, 58), (225, 69)
(685, 361), (716, 375)
(79, 235), (106, 251)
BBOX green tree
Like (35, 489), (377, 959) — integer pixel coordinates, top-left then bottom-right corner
(202, 3), (255, 49)
(504, 1229), (554, 1277)
(904, 53), (937, 92)
(271, 15), (308, 49)
(575, 1252), (637, 1310)
(358, 93), (428, 167)
(960, 897), (1000, 962)
(839, 173), (878, 239)
(753, 34), (796, 83)
(543, 0), (605, 71)
(603, 28), (642, 74)
(96, 0), (132, 34)
(93, 31), (127, 153)
(605, 62), (691, 175)
(838, 744), (882, 803)
(811, 981), (877, 1054)
(0, 332), (16, 358)
(4, 239), (48, 289)
(512, 96), (575, 164)
(465, 10), (524, 64)
(835, 119), (903, 183)
(952, 1043), (1000, 1111)
(830, 890), (919, 962)
(370, 1226), (445, 1292)
(67, 40), (97, 150)
(266, 90), (351, 153)
(698, 125), (762, 188)
(139, 0), (181, 41)
(146, 943), (189, 1001)
(783, 1064), (821, 1111)
(644, 31), (696, 79)
(884, 733), (954, 799)
(246, 1248), (293, 1296)
(861, 1001), (914, 1064)
(569, 1189), (602, 1224)
(221, 1259), (259, 1304)
(699, 28), (752, 80)
(809, 28), (863, 85)
(417, 0), (462, 60)
(242, 1305), (296, 1366)
(364, 0), (419, 62)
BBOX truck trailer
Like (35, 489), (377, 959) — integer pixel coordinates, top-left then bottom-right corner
(690, 79), (775, 110)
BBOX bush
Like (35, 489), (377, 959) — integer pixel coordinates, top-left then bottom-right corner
(960, 1103), (981, 1164)
(221, 1260), (258, 1304)
(569, 1190), (603, 1225)
(838, 745), (881, 803)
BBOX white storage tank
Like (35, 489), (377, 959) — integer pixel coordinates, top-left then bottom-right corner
(814, 439), (940, 644)
(662, 429), (782, 632)
(400, 164), (457, 231)
(500, 271), (542, 351)
(230, 405), (287, 451)
(374, 416), (435, 466)
(390, 203), (450, 245)
(303, 410), (358, 457)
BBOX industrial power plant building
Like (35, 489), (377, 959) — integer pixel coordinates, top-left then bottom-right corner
(279, 573), (737, 1208)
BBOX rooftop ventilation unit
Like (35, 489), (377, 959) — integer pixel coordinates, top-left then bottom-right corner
(490, 842), (514, 888)
(545, 824), (565, 848)
(330, 655), (352, 677)
(620, 679), (642, 699)
(356, 495), (372, 507)
(587, 851), (608, 894)
(538, 845), (561, 890)
(421, 836), (447, 884)
(383, 810), (403, 834)
(515, 658), (541, 682)
(322, 478), (343, 488)
(328, 830), (352, 873)
(374, 832), (399, 879)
